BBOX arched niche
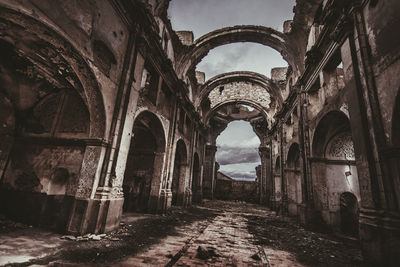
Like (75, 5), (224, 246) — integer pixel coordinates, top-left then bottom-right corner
(312, 111), (351, 158)
(286, 143), (302, 216)
(123, 111), (166, 213)
(0, 88), (91, 230)
(3, 89), (90, 191)
(0, 8), (107, 234)
(25, 90), (90, 138)
(311, 110), (360, 232)
(171, 139), (188, 206)
(192, 152), (201, 204)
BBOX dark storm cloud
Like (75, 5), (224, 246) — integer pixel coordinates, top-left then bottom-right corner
(216, 145), (260, 165)
(220, 170), (257, 180)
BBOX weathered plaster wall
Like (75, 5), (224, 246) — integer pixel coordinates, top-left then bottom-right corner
(362, 0), (400, 144)
(3, 144), (84, 196)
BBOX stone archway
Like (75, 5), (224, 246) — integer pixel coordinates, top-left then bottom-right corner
(0, 7), (107, 231)
(123, 111), (166, 213)
(0, 7), (106, 140)
(311, 110), (360, 229)
(172, 139), (188, 206)
(0, 87), (91, 230)
(286, 143), (302, 216)
(192, 152), (201, 204)
(176, 25), (293, 79)
(196, 71), (283, 110)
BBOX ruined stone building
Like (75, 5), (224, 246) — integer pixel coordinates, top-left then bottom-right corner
(0, 0), (399, 265)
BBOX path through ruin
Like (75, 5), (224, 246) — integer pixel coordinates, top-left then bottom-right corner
(0, 201), (362, 266)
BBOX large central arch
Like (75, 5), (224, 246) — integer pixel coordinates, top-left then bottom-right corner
(177, 25), (293, 79)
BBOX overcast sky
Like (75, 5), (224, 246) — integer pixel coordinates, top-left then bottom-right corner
(216, 121), (260, 180)
(168, 0), (294, 79)
(168, 0), (295, 180)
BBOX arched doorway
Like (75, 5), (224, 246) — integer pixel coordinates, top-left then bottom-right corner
(340, 192), (359, 237)
(0, 10), (106, 233)
(172, 139), (188, 206)
(192, 153), (201, 203)
(311, 111), (360, 230)
(0, 88), (91, 229)
(286, 143), (302, 216)
(123, 111), (166, 213)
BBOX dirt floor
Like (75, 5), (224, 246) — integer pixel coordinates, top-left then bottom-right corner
(0, 200), (363, 266)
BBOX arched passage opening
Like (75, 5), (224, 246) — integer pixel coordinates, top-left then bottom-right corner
(123, 111), (166, 213)
(286, 143), (302, 216)
(0, 8), (106, 232)
(214, 120), (261, 202)
(192, 152), (201, 204)
(205, 100), (267, 203)
(172, 139), (188, 206)
(176, 25), (294, 79)
(311, 111), (360, 233)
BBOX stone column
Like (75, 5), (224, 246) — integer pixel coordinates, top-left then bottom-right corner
(203, 145), (217, 199)
(148, 152), (166, 212)
(68, 29), (144, 234)
(259, 146), (271, 205)
(279, 123), (288, 215)
(298, 89), (313, 225)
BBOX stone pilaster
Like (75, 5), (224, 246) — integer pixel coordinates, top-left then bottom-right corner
(203, 145), (217, 199)
(259, 146), (271, 205)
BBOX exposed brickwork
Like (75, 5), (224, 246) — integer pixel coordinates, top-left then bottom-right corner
(208, 81), (271, 109)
